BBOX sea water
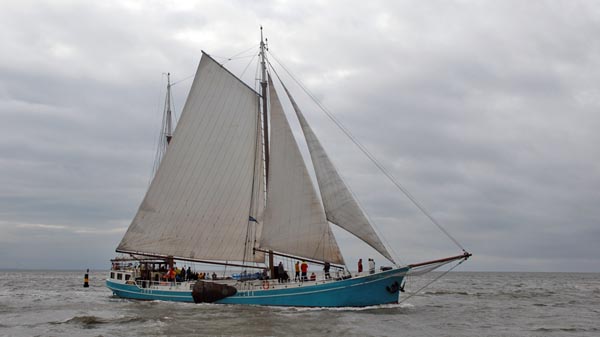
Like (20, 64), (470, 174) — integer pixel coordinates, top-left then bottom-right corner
(0, 271), (598, 336)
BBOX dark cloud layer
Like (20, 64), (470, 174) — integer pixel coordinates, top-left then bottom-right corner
(1, 1), (599, 271)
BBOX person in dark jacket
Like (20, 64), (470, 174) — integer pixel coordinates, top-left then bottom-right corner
(323, 262), (331, 279)
(278, 262), (285, 283)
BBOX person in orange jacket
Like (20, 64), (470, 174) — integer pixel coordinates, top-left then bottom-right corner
(167, 268), (175, 281)
(294, 261), (300, 281)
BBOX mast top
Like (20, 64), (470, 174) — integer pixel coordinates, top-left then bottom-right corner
(260, 27), (267, 85)
(259, 27), (270, 186)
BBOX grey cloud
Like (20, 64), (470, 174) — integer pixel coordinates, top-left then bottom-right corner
(1, 0), (599, 271)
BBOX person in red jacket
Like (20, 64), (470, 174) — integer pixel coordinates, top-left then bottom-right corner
(300, 261), (308, 281)
(358, 259), (363, 273)
(163, 268), (175, 282)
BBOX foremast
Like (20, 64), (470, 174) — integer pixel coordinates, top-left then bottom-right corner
(152, 73), (175, 176)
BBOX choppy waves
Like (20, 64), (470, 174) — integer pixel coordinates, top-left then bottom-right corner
(51, 314), (149, 326)
(1, 271), (599, 337)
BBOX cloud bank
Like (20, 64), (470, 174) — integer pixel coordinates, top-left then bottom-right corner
(1, 0), (599, 271)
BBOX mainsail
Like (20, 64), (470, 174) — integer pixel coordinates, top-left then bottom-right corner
(117, 53), (264, 263)
(118, 52), (390, 266)
(260, 77), (345, 264)
(281, 84), (396, 263)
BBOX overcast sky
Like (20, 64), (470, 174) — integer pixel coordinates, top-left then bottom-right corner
(1, 0), (599, 272)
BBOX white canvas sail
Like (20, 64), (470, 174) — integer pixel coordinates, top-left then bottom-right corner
(260, 77), (344, 265)
(248, 100), (266, 260)
(117, 53), (264, 263)
(280, 83), (395, 263)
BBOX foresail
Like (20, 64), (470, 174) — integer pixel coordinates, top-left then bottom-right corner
(260, 76), (344, 265)
(117, 53), (264, 263)
(281, 83), (396, 263)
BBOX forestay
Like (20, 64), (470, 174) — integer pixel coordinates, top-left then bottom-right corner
(281, 84), (396, 263)
(117, 53), (264, 263)
(260, 77), (344, 265)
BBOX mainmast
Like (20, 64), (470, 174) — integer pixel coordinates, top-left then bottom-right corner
(260, 26), (269, 184)
(259, 27), (275, 278)
(165, 73), (173, 144)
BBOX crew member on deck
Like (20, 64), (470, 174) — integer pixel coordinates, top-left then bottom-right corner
(278, 262), (285, 283)
(294, 261), (300, 281)
(323, 262), (331, 280)
(300, 261), (308, 281)
(368, 258), (375, 274)
(168, 268), (176, 281)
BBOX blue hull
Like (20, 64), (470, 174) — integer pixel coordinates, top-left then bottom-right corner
(106, 281), (194, 302)
(106, 267), (408, 307)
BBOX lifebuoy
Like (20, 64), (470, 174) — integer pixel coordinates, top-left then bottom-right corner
(262, 280), (270, 290)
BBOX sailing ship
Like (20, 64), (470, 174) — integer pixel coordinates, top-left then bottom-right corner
(106, 30), (471, 307)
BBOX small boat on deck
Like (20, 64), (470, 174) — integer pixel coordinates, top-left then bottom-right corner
(106, 29), (471, 307)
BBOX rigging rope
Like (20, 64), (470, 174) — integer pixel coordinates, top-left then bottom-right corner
(398, 258), (467, 305)
(267, 50), (467, 253)
(171, 74), (194, 86)
(149, 73), (168, 184)
(219, 44), (261, 65)
(239, 47), (259, 79)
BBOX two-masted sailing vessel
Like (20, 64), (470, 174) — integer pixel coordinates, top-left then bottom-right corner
(106, 30), (471, 307)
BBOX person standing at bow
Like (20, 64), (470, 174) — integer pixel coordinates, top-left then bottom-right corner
(368, 258), (375, 274)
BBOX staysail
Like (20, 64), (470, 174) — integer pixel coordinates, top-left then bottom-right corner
(117, 53), (264, 263)
(260, 77), (344, 265)
(280, 83), (396, 263)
